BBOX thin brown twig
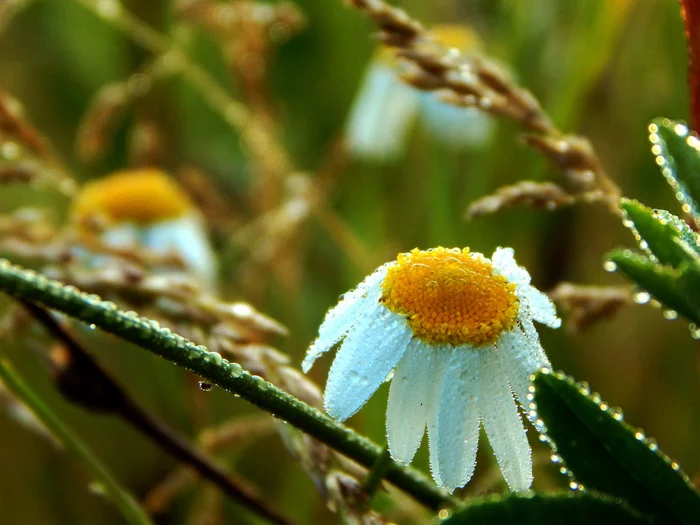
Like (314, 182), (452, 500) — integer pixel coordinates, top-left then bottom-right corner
(20, 300), (296, 525)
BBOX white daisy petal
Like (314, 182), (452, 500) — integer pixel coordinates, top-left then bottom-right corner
(518, 313), (552, 369)
(419, 97), (495, 149)
(428, 346), (481, 492)
(302, 264), (389, 372)
(492, 247), (531, 285)
(324, 304), (412, 422)
(497, 327), (543, 408)
(518, 284), (561, 328)
(386, 338), (436, 464)
(480, 346), (532, 491)
(146, 215), (217, 289)
(345, 64), (419, 162)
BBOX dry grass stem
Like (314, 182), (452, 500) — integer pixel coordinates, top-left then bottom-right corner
(76, 54), (181, 162)
(465, 181), (575, 219)
(178, 1), (305, 213)
(0, 92), (76, 194)
(345, 0), (621, 213)
(143, 415), (276, 516)
(549, 282), (634, 333)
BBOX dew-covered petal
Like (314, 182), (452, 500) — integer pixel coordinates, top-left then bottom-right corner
(480, 346), (532, 492)
(492, 247), (531, 285)
(386, 338), (436, 464)
(427, 346), (481, 492)
(497, 326), (545, 408)
(302, 264), (389, 372)
(518, 284), (561, 329)
(518, 313), (551, 370)
(324, 303), (412, 422)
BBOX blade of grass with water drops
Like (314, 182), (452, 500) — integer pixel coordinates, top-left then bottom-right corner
(649, 118), (700, 219)
(532, 370), (700, 524)
(437, 492), (651, 525)
(619, 199), (700, 267)
(606, 249), (700, 326)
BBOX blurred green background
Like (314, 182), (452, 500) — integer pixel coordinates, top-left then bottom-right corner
(0, 0), (698, 523)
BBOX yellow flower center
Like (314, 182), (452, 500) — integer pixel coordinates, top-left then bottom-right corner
(72, 169), (193, 226)
(380, 248), (519, 346)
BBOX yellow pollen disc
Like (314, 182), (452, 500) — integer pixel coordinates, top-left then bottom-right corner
(71, 169), (193, 226)
(380, 247), (519, 346)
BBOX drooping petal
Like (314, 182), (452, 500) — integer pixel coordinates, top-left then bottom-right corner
(497, 326), (544, 408)
(419, 96), (495, 149)
(491, 247), (531, 285)
(324, 303), (413, 422)
(480, 346), (533, 492)
(386, 338), (436, 464)
(146, 215), (217, 289)
(345, 63), (419, 162)
(427, 346), (481, 492)
(302, 264), (390, 372)
(518, 284), (561, 329)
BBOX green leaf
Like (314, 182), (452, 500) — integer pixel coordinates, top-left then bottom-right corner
(650, 118), (700, 217)
(607, 249), (700, 325)
(619, 199), (700, 266)
(533, 371), (700, 524)
(438, 492), (651, 525)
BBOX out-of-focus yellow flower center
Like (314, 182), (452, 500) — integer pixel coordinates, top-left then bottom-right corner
(431, 24), (482, 53)
(72, 169), (193, 226)
(380, 248), (519, 346)
(375, 24), (481, 66)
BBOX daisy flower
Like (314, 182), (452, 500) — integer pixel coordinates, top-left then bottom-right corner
(70, 169), (217, 288)
(345, 25), (495, 162)
(303, 247), (560, 492)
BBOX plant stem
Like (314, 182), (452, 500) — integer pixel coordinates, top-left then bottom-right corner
(0, 359), (153, 525)
(21, 301), (295, 525)
(71, 0), (292, 176)
(363, 445), (393, 497)
(0, 259), (457, 510)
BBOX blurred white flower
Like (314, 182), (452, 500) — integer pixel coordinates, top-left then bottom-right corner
(303, 247), (560, 492)
(345, 25), (495, 162)
(71, 169), (217, 288)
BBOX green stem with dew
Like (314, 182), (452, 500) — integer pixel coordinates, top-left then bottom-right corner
(0, 258), (457, 511)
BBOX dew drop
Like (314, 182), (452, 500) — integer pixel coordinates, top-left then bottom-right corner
(198, 381), (213, 391)
(674, 123), (689, 136)
(438, 509), (451, 520)
(633, 291), (651, 304)
(671, 461), (680, 471)
(576, 381), (590, 395)
(663, 309), (678, 320)
(647, 438), (659, 451)
(88, 481), (107, 495)
(634, 430), (646, 441)
(569, 481), (580, 491)
(603, 261), (617, 272)
(550, 454), (562, 464)
(609, 407), (624, 421)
